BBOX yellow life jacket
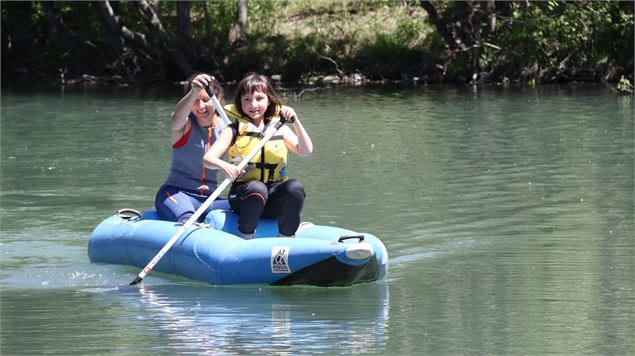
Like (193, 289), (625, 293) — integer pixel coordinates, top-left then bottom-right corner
(224, 104), (288, 184)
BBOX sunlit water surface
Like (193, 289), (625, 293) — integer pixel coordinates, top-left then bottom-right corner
(1, 84), (633, 355)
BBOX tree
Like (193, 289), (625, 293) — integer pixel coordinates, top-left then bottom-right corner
(419, 0), (513, 82)
(175, 1), (198, 64)
(418, 0), (634, 84)
(135, 0), (195, 75)
(228, 0), (248, 46)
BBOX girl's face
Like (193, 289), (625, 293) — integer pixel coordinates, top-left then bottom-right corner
(191, 89), (215, 122)
(240, 90), (269, 121)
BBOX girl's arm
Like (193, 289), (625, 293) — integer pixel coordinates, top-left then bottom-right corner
(279, 106), (313, 156)
(203, 127), (244, 180)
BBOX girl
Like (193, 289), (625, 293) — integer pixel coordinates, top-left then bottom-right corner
(204, 73), (313, 239)
(155, 73), (228, 223)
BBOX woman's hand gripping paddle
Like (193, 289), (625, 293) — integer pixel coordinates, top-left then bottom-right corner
(129, 91), (293, 286)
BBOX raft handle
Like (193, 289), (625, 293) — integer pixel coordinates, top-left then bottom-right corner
(116, 208), (142, 221)
(338, 234), (365, 243)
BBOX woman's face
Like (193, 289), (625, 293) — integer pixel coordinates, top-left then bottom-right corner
(191, 89), (215, 121)
(240, 90), (269, 121)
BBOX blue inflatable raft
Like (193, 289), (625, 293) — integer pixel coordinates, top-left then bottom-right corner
(88, 202), (389, 287)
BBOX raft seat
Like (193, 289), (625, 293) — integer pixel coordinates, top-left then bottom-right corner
(137, 199), (233, 223)
(204, 209), (279, 238)
(134, 199), (279, 238)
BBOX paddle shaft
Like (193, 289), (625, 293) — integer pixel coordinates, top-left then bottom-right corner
(205, 86), (231, 127)
(129, 117), (291, 285)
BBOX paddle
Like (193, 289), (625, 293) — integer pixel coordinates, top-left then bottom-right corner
(205, 85), (231, 126)
(129, 104), (294, 286)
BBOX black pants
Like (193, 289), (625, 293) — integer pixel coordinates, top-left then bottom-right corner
(228, 179), (306, 236)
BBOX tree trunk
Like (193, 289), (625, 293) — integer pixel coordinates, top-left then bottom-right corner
(95, 2), (124, 55)
(487, 0), (496, 34)
(176, 1), (198, 63)
(96, 0), (156, 56)
(153, 0), (162, 19)
(176, 2), (191, 39)
(96, 0), (165, 81)
(132, 0), (194, 77)
(419, 0), (465, 51)
(237, 0), (248, 30)
(452, 1), (475, 49)
(419, 1), (492, 81)
(228, 0), (248, 46)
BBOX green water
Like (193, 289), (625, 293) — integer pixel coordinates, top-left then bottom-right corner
(1, 84), (633, 355)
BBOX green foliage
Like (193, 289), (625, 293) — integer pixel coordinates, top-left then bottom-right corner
(216, 0), (432, 81)
(267, 2), (430, 80)
(423, 0), (634, 83)
(1, 0), (632, 84)
(245, 0), (280, 35)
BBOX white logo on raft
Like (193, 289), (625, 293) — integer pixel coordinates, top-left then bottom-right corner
(271, 247), (291, 274)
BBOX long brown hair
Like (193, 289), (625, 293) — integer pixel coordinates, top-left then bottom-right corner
(233, 72), (282, 122)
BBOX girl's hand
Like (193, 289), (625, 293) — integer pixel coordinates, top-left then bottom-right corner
(279, 106), (297, 123)
(222, 161), (244, 181)
(279, 105), (313, 157)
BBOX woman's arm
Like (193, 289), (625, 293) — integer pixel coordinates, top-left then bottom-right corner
(170, 74), (213, 145)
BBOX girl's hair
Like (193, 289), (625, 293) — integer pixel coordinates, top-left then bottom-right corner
(185, 72), (225, 106)
(234, 72), (282, 122)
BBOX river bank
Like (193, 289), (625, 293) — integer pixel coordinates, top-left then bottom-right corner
(2, 1), (632, 91)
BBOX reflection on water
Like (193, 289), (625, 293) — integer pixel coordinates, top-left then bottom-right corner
(135, 283), (388, 355)
(1, 283), (389, 355)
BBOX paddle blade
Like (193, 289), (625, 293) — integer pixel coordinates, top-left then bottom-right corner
(129, 276), (142, 285)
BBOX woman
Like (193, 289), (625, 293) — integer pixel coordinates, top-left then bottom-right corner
(204, 73), (313, 239)
(155, 73), (228, 223)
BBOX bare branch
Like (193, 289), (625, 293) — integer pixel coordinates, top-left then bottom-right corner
(312, 49), (345, 78)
